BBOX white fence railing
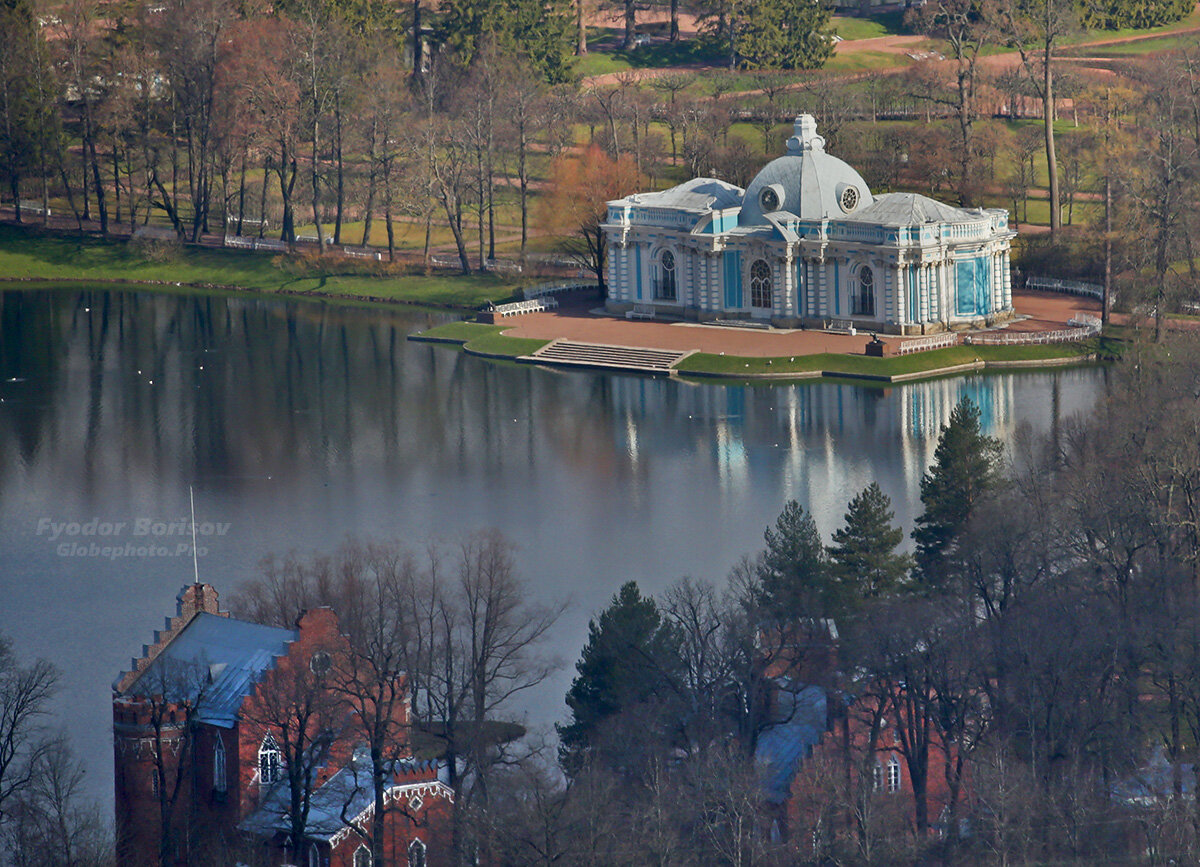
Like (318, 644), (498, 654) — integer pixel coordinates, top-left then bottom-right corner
(965, 324), (1098, 346)
(225, 215), (268, 228)
(1026, 276), (1105, 300)
(896, 332), (959, 356)
(483, 258), (524, 274)
(523, 281), (598, 301)
(343, 247), (383, 260)
(224, 235), (287, 251)
(489, 297), (558, 317)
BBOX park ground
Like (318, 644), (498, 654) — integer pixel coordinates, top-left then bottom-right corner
(413, 290), (1134, 383)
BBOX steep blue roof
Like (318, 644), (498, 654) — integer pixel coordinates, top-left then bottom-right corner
(240, 751), (443, 841)
(1115, 746), (1197, 805)
(755, 684), (828, 804)
(119, 612), (296, 727)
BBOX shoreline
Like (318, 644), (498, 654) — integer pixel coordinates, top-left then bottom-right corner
(0, 223), (526, 312)
(0, 276), (490, 314)
(409, 326), (1114, 385)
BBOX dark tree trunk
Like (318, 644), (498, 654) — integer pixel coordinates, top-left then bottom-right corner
(362, 114), (378, 248)
(411, 0), (423, 81)
(333, 97), (344, 246)
(258, 152), (270, 239)
(623, 0), (636, 50)
(237, 150), (247, 236)
(576, 0), (587, 54)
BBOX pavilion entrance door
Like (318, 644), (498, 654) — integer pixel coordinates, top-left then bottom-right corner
(749, 259), (774, 319)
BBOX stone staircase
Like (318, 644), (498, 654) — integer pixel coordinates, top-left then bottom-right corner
(524, 340), (694, 374)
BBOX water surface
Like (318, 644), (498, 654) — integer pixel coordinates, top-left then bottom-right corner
(0, 287), (1106, 808)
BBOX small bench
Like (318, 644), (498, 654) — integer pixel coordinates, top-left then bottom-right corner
(626, 304), (656, 320)
(826, 319), (857, 335)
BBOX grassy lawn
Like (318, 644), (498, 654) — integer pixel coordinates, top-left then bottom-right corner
(823, 50), (912, 74)
(410, 320), (549, 357)
(831, 11), (907, 41)
(575, 39), (726, 77)
(675, 336), (1115, 379)
(0, 225), (523, 310)
(1066, 5), (1200, 46)
(1074, 33), (1198, 55)
(416, 319), (1117, 379)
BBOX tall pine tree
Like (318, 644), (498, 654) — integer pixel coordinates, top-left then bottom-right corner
(558, 582), (681, 774)
(699, 0), (835, 71)
(912, 398), (1004, 591)
(756, 499), (834, 618)
(828, 482), (913, 605)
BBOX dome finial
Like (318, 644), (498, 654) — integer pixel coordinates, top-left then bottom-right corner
(786, 114), (825, 155)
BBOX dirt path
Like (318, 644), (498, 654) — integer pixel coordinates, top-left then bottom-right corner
(580, 5), (1200, 90)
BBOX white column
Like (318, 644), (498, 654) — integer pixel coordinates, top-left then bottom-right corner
(921, 264), (931, 321)
(927, 264), (938, 321)
(817, 260), (828, 318)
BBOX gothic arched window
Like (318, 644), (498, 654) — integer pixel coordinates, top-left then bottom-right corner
(258, 735), (282, 785)
(408, 838), (427, 867)
(886, 756), (902, 793)
(655, 249), (677, 301)
(750, 259), (772, 309)
(354, 845), (372, 867)
(854, 265), (876, 317)
(213, 737), (226, 793)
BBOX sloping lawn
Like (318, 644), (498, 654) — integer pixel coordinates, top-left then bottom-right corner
(0, 225), (522, 309)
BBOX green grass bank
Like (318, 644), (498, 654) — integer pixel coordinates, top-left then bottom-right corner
(0, 225), (522, 310)
(411, 321), (1120, 383)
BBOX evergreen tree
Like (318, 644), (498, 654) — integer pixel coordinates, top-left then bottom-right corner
(699, 0), (835, 71)
(829, 482), (914, 604)
(436, 0), (572, 83)
(1080, 0), (1191, 29)
(756, 500), (833, 617)
(558, 582), (681, 774)
(912, 398), (1004, 590)
(738, 0), (835, 70)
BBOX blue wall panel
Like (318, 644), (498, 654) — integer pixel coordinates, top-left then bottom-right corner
(635, 246), (643, 300)
(955, 257), (991, 316)
(795, 262), (803, 317)
(723, 251), (742, 309)
(908, 268), (918, 322)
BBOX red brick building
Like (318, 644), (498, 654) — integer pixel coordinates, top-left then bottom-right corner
(113, 583), (453, 867)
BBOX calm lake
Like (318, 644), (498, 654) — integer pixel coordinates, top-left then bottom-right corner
(0, 287), (1107, 809)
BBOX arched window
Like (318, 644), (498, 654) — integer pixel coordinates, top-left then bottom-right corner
(853, 266), (876, 317)
(308, 843), (322, 867)
(654, 249), (677, 301)
(408, 839), (427, 867)
(886, 756), (902, 793)
(258, 735), (282, 785)
(750, 259), (772, 309)
(354, 845), (372, 867)
(213, 736), (226, 793)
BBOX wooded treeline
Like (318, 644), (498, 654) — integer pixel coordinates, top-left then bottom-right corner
(1, 0), (1197, 300)
(501, 333), (1200, 866)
